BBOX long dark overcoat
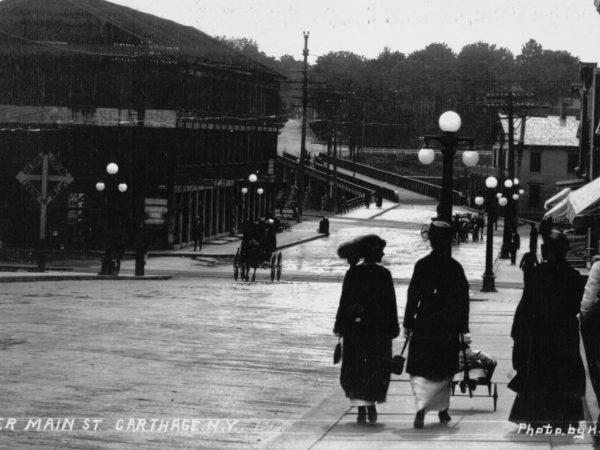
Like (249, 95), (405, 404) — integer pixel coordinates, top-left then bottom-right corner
(334, 264), (399, 402)
(508, 259), (586, 427)
(403, 251), (470, 380)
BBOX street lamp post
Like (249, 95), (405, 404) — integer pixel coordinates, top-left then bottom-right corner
(478, 176), (499, 292)
(257, 187), (264, 219)
(500, 178), (520, 258)
(241, 187), (248, 221)
(249, 173), (258, 222)
(96, 162), (127, 276)
(418, 111), (476, 224)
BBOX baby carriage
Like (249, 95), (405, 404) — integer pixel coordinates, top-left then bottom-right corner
(452, 342), (499, 411)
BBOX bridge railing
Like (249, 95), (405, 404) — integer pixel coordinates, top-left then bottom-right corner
(318, 154), (464, 205)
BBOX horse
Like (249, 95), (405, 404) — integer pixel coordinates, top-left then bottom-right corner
(241, 238), (265, 282)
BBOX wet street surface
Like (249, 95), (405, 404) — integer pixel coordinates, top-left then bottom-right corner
(0, 204), (523, 449)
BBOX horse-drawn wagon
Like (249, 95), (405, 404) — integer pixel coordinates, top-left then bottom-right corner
(233, 220), (282, 282)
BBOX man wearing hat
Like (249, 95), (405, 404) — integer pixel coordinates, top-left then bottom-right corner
(403, 220), (471, 428)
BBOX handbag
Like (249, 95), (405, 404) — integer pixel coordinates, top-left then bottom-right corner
(333, 338), (342, 364)
(388, 337), (410, 375)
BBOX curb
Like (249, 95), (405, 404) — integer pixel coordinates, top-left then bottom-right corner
(0, 275), (171, 283)
(148, 234), (328, 258)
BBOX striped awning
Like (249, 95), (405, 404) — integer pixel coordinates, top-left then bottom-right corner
(544, 187), (572, 211)
(543, 178), (600, 222)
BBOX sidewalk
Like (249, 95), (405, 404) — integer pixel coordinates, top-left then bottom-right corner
(263, 229), (599, 449)
(148, 200), (400, 259)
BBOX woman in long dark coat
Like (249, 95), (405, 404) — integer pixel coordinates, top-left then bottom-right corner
(508, 229), (586, 429)
(334, 234), (399, 425)
(403, 221), (470, 428)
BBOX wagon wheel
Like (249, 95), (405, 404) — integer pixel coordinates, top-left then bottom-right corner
(233, 249), (240, 281)
(276, 252), (282, 281)
(270, 253), (276, 282)
(420, 224), (429, 241)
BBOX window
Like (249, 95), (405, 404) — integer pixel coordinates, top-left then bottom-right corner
(528, 184), (541, 207)
(567, 153), (579, 174)
(530, 152), (541, 172)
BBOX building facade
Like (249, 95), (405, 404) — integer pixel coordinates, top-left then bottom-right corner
(493, 114), (580, 219)
(0, 0), (283, 251)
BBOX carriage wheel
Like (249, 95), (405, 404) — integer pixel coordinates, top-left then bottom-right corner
(233, 249), (240, 281)
(276, 252), (282, 281)
(270, 253), (276, 282)
(420, 224), (429, 241)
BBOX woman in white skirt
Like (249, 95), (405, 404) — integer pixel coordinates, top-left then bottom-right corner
(402, 221), (471, 428)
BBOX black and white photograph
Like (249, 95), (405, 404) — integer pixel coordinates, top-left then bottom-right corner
(2, 0), (600, 448)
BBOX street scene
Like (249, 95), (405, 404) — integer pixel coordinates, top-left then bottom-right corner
(2, 203), (540, 449)
(2, 0), (600, 449)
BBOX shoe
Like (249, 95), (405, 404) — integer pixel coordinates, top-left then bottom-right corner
(439, 410), (451, 423)
(357, 406), (366, 424)
(367, 405), (377, 424)
(414, 409), (425, 429)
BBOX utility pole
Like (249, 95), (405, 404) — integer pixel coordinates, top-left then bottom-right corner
(297, 31), (309, 223)
(333, 120), (338, 213)
(485, 90), (538, 259)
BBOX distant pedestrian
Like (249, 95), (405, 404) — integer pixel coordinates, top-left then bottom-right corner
(334, 234), (399, 425)
(193, 216), (204, 251)
(339, 195), (347, 212)
(529, 223), (539, 254)
(508, 229), (586, 430)
(364, 191), (372, 209)
(403, 221), (470, 429)
(113, 234), (127, 276)
(509, 229), (520, 265)
(375, 189), (383, 208)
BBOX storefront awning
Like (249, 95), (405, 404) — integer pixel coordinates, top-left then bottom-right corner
(543, 178), (600, 222)
(544, 187), (572, 210)
(566, 177), (600, 222)
(543, 197), (569, 220)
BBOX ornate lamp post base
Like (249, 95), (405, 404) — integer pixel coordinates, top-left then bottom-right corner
(481, 273), (497, 292)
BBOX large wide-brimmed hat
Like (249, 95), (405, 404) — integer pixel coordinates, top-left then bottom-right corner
(337, 234), (386, 260)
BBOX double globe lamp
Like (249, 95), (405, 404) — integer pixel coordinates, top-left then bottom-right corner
(418, 111), (478, 225)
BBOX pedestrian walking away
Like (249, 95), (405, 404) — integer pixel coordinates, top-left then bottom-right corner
(375, 189), (383, 208)
(364, 191), (372, 209)
(508, 229), (586, 430)
(193, 216), (204, 251)
(529, 223), (539, 253)
(403, 220), (470, 429)
(509, 228), (520, 265)
(580, 255), (600, 434)
(333, 234), (400, 425)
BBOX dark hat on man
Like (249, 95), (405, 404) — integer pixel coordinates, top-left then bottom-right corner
(428, 220), (453, 243)
(542, 229), (569, 258)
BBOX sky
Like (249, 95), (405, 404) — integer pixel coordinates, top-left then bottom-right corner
(110, 0), (600, 63)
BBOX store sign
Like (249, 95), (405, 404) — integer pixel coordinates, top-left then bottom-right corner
(145, 198), (168, 227)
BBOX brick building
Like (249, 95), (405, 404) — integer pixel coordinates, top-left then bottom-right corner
(0, 0), (283, 252)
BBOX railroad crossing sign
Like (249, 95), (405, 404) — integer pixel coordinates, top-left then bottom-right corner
(15, 151), (74, 272)
(16, 152), (74, 205)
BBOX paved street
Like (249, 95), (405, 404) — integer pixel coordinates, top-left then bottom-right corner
(0, 203), (596, 449)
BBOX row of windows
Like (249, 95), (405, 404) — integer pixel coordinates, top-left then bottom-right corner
(178, 129), (277, 165)
(529, 151), (578, 174)
(0, 57), (280, 116)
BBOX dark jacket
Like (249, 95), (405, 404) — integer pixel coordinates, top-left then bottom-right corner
(508, 259), (586, 425)
(334, 264), (399, 402)
(403, 251), (470, 379)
